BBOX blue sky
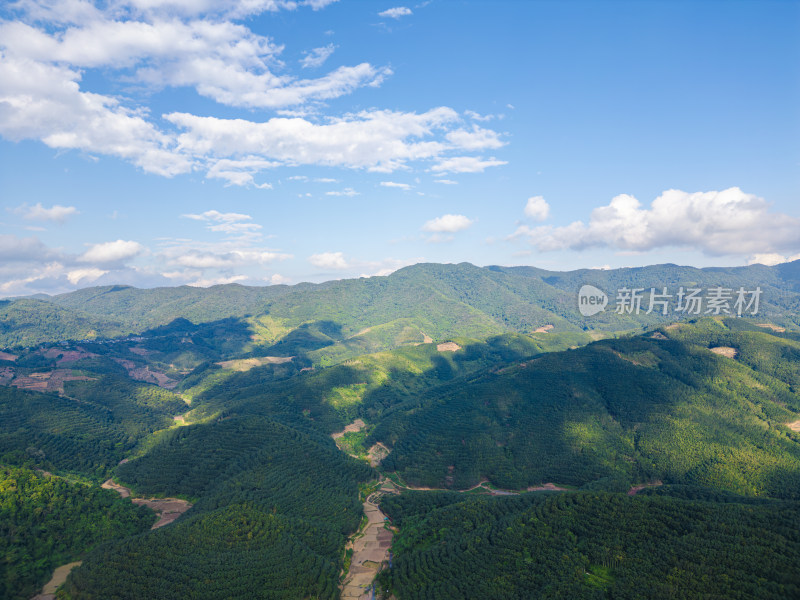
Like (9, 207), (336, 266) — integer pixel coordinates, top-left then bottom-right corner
(0, 0), (798, 296)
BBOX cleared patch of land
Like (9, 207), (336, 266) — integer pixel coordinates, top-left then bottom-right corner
(112, 358), (178, 388)
(102, 479), (191, 529)
(787, 420), (800, 432)
(367, 442), (390, 468)
(341, 486), (395, 600)
(332, 419), (366, 440)
(627, 480), (663, 496)
(32, 560), (82, 599)
(10, 370), (93, 394)
(215, 356), (294, 372)
(527, 483), (569, 492)
(534, 324), (554, 333)
(709, 346), (738, 358)
(757, 323), (786, 333)
(43, 348), (96, 365)
(132, 497), (192, 529)
(0, 350), (18, 361)
(436, 341), (461, 352)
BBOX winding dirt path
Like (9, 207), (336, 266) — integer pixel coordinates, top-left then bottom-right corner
(341, 485), (395, 600)
(102, 479), (192, 529)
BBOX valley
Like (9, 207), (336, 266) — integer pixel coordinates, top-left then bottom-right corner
(1, 262), (800, 599)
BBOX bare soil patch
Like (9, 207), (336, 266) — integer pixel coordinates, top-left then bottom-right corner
(367, 442), (390, 468)
(101, 478), (131, 498)
(787, 420), (800, 432)
(534, 324), (554, 333)
(628, 480), (663, 496)
(341, 488), (394, 599)
(43, 348), (97, 365)
(0, 351), (18, 361)
(12, 370), (94, 394)
(32, 560), (82, 599)
(132, 497), (193, 529)
(709, 346), (738, 359)
(215, 356), (294, 372)
(128, 347), (150, 356)
(527, 483), (569, 492)
(650, 332), (668, 340)
(757, 323), (786, 333)
(332, 419), (366, 440)
(102, 479), (192, 528)
(414, 332), (434, 346)
(437, 342), (461, 352)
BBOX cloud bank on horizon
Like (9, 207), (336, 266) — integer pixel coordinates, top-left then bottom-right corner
(0, 0), (797, 296)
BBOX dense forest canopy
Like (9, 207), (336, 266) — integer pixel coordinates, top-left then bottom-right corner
(0, 263), (799, 598)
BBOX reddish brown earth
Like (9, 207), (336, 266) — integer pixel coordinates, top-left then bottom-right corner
(102, 479), (191, 528)
(11, 370), (94, 394)
(628, 481), (663, 496)
(0, 351), (18, 361)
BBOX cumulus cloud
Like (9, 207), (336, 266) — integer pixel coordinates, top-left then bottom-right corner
(300, 44), (336, 68)
(511, 188), (800, 257)
(66, 267), (107, 285)
(79, 239), (144, 263)
(524, 195), (549, 221)
(380, 181), (411, 190)
(309, 251), (349, 269)
(0, 0), (506, 186)
(431, 156), (507, 173)
(434, 179), (457, 185)
(422, 214), (473, 233)
(378, 6), (412, 19)
(13, 202), (79, 223)
(747, 253), (800, 266)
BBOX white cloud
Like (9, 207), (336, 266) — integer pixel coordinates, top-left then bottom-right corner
(445, 126), (504, 150)
(66, 267), (107, 285)
(204, 158), (277, 188)
(301, 44), (336, 68)
(182, 210), (265, 239)
(0, 55), (190, 176)
(434, 178), (457, 185)
(188, 274), (248, 287)
(13, 202), (79, 223)
(183, 210), (253, 223)
(431, 156), (507, 173)
(422, 214), (473, 233)
(0, 1), (506, 185)
(79, 239), (144, 263)
(378, 6), (412, 19)
(325, 187), (359, 196)
(524, 195), (550, 221)
(270, 273), (290, 284)
(747, 253), (800, 266)
(168, 107), (460, 172)
(309, 251), (349, 269)
(511, 188), (800, 257)
(380, 181), (411, 190)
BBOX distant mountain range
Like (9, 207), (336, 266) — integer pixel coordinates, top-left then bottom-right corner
(2, 260), (799, 348)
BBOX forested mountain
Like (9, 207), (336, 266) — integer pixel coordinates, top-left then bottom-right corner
(1, 263), (800, 598)
(3, 260), (799, 348)
(0, 466), (154, 600)
(379, 488), (800, 599)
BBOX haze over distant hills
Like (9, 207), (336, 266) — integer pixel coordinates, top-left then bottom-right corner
(2, 260), (799, 348)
